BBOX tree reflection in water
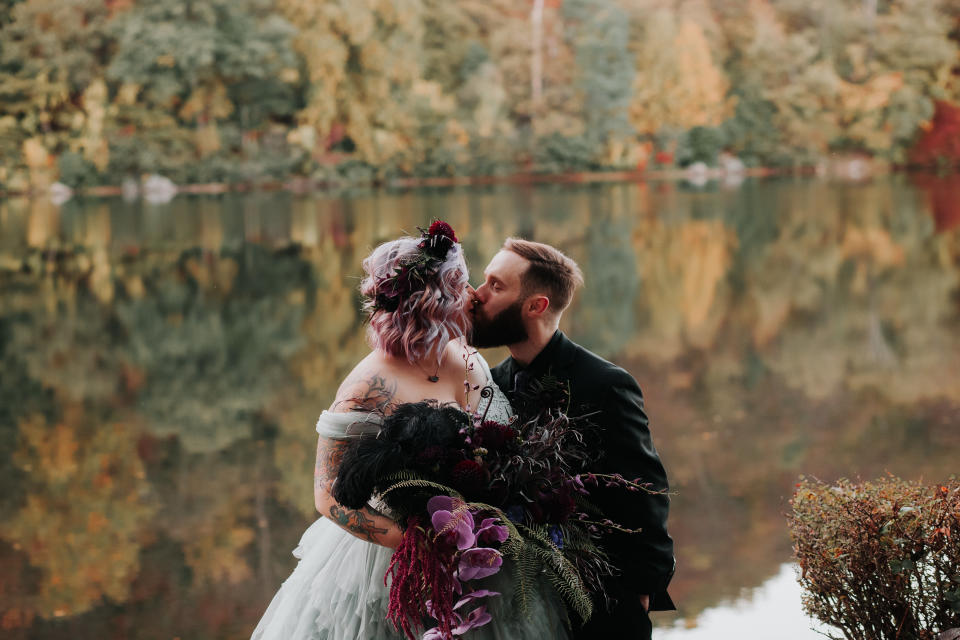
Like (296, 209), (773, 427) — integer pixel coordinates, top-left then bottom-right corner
(0, 177), (957, 637)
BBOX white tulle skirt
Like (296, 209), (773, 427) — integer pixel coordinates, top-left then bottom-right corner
(251, 517), (572, 640)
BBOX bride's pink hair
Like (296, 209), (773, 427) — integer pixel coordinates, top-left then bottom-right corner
(360, 236), (471, 364)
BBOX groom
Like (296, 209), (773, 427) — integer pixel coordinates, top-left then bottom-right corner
(469, 238), (675, 639)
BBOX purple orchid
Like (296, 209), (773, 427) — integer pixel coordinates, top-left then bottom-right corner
(428, 496), (476, 550)
(454, 589), (501, 608)
(451, 605), (493, 635)
(458, 547), (503, 580)
(422, 591), (501, 640)
(475, 517), (509, 546)
(421, 627), (449, 640)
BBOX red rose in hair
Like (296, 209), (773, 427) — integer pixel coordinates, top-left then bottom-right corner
(428, 220), (459, 244)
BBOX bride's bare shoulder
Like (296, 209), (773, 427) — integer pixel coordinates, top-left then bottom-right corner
(329, 353), (399, 414)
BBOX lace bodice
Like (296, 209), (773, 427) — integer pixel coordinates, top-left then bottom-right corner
(472, 353), (513, 424)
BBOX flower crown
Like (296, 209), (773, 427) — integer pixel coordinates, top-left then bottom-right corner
(372, 220), (460, 313)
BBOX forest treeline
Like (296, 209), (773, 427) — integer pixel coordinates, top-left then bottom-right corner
(1, 0), (960, 191)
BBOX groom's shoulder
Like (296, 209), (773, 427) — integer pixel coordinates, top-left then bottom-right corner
(563, 338), (637, 390)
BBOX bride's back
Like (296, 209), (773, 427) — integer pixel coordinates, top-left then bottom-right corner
(330, 339), (486, 414)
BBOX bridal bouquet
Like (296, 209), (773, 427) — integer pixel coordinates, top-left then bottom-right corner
(332, 378), (650, 640)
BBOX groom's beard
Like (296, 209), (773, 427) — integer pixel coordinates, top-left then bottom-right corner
(469, 300), (528, 348)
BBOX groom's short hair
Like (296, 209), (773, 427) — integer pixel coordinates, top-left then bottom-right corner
(503, 238), (584, 313)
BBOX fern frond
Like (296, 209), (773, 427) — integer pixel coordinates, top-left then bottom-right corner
(517, 524), (593, 622)
(379, 479), (463, 501)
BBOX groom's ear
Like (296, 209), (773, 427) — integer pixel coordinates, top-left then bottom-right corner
(525, 295), (550, 317)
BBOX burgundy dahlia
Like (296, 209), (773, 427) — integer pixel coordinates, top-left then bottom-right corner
(474, 421), (517, 451)
(451, 459), (487, 494)
(428, 220), (459, 243)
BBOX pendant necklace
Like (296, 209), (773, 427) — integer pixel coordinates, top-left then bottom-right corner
(417, 361), (441, 383)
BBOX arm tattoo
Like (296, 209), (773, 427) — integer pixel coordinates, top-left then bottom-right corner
(328, 504), (390, 543)
(315, 439), (348, 494)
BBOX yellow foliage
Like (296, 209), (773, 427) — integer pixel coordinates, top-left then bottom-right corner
(182, 519), (256, 586)
(179, 82), (235, 122)
(1, 412), (156, 618)
(21, 138), (50, 170)
(626, 218), (737, 361)
(629, 13), (735, 135)
(81, 79), (109, 171)
(276, 0), (427, 164)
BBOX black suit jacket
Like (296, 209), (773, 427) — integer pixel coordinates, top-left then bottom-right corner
(491, 331), (675, 635)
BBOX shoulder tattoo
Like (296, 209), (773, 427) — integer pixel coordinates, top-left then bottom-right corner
(337, 372), (398, 413)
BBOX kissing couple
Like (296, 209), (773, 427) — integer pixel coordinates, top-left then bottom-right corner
(252, 221), (675, 640)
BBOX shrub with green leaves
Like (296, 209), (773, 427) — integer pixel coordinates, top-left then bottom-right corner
(789, 477), (960, 640)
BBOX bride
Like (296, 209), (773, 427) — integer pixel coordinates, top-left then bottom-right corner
(251, 222), (570, 640)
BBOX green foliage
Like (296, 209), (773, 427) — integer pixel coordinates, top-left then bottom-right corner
(719, 85), (791, 167)
(107, 0), (296, 107)
(533, 133), (596, 173)
(789, 477), (960, 639)
(114, 245), (315, 453)
(564, 0), (634, 153)
(57, 151), (101, 189)
(676, 126), (726, 167)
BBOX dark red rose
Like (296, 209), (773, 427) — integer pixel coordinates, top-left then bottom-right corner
(428, 220), (459, 243)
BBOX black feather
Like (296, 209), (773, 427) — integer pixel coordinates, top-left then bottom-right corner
(333, 436), (403, 509)
(331, 402), (471, 513)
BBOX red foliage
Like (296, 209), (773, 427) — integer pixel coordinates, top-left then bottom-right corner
(909, 100), (960, 168)
(910, 173), (960, 233)
(654, 151), (674, 166)
(385, 518), (459, 640)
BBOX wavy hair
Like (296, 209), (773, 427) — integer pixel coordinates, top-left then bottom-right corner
(360, 237), (470, 364)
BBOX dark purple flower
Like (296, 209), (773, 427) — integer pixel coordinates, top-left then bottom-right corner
(474, 421), (517, 451)
(458, 547), (503, 580)
(549, 525), (564, 549)
(530, 486), (576, 524)
(504, 505), (525, 524)
(570, 474), (589, 495)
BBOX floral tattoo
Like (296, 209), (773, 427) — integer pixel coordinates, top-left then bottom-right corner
(336, 372), (397, 414)
(328, 504), (390, 543)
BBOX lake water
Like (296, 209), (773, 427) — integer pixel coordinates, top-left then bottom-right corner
(1, 175), (959, 639)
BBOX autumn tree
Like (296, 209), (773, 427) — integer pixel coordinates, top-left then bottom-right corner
(0, 0), (117, 188)
(625, 4), (734, 152)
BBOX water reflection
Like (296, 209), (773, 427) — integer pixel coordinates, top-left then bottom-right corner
(657, 564), (828, 638)
(1, 176), (958, 638)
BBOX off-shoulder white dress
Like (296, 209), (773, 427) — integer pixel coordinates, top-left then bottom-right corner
(251, 356), (570, 640)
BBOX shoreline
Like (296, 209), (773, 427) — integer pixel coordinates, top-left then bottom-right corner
(0, 166), (828, 201)
(2, 162), (947, 201)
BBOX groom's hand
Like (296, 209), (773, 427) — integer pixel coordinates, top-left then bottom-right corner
(639, 594), (650, 612)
